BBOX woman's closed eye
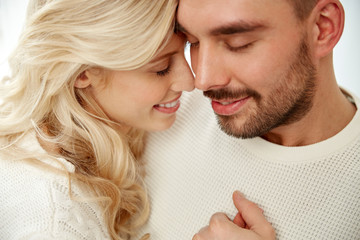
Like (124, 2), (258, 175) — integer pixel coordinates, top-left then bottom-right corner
(156, 64), (171, 77)
(155, 59), (172, 77)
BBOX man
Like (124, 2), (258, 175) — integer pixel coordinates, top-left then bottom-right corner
(137, 0), (360, 239)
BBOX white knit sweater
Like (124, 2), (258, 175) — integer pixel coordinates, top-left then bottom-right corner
(0, 132), (111, 239)
(137, 89), (360, 240)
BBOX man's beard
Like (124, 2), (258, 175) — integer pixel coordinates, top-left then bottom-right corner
(204, 37), (317, 139)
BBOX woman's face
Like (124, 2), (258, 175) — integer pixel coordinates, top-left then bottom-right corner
(78, 34), (194, 132)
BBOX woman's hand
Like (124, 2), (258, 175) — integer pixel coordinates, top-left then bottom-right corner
(192, 191), (275, 240)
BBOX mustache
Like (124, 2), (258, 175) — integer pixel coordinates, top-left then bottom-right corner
(203, 88), (260, 101)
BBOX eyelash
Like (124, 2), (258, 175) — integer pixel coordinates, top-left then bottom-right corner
(187, 41), (253, 53)
(156, 64), (172, 77)
(187, 41), (199, 49)
(227, 42), (254, 52)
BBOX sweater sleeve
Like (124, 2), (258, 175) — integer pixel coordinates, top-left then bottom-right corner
(0, 158), (111, 240)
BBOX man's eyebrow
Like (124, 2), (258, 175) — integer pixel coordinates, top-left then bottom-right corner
(176, 21), (265, 36)
(211, 21), (265, 35)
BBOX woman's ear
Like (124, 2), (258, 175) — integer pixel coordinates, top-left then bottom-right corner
(311, 0), (345, 58)
(75, 68), (103, 89)
(75, 70), (92, 89)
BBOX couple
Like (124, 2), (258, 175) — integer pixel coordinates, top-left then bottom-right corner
(0, 0), (359, 240)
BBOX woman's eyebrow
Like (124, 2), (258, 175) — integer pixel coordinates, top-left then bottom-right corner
(176, 22), (189, 34)
(149, 51), (176, 64)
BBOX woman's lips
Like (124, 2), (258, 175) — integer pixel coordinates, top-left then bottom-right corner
(154, 96), (181, 114)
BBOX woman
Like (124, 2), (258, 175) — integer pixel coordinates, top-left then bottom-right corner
(0, 0), (193, 239)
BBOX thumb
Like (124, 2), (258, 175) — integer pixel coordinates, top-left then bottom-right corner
(232, 191), (268, 228)
(232, 191), (276, 239)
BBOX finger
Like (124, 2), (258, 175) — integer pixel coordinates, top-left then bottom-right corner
(210, 212), (230, 223)
(192, 227), (206, 240)
(193, 225), (212, 240)
(192, 232), (202, 240)
(233, 212), (246, 228)
(208, 212), (231, 235)
(232, 191), (269, 228)
(209, 212), (240, 237)
(197, 213), (248, 240)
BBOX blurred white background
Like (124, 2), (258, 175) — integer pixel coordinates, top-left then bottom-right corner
(1, 0), (359, 96)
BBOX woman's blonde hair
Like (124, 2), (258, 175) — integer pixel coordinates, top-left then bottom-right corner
(0, 0), (178, 239)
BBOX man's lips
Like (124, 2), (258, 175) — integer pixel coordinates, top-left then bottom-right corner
(211, 96), (250, 115)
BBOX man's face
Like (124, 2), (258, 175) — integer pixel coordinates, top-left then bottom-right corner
(178, 0), (317, 138)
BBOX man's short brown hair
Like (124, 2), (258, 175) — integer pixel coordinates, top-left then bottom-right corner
(287, 0), (319, 20)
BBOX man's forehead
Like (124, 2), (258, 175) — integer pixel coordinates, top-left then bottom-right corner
(177, 0), (294, 36)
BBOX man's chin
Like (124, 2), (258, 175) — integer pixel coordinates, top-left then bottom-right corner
(216, 115), (273, 139)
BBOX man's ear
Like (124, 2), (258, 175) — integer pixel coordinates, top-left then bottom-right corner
(311, 0), (345, 58)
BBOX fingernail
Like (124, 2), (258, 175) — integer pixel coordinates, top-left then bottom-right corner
(234, 190), (244, 198)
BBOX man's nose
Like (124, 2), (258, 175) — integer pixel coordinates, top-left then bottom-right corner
(192, 43), (230, 91)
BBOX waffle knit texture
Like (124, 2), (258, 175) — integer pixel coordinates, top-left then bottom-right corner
(137, 89), (360, 240)
(0, 132), (111, 240)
